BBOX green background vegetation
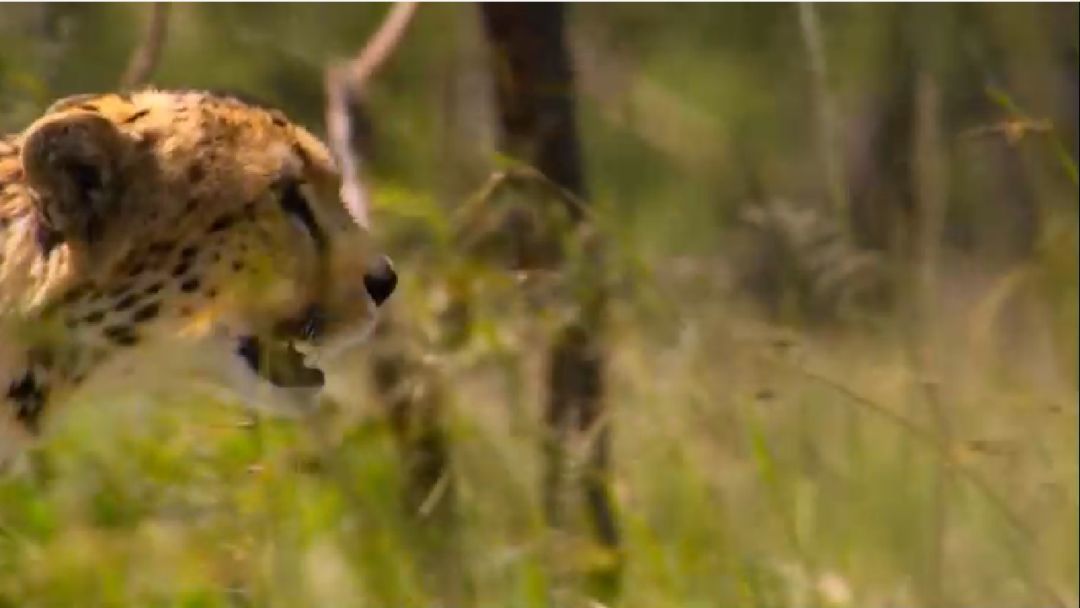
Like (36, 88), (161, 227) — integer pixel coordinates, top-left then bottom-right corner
(2, 4), (1077, 607)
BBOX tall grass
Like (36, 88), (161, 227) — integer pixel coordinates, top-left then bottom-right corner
(2, 5), (1076, 606)
(2, 239), (1075, 607)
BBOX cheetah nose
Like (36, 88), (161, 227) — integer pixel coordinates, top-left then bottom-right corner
(363, 255), (397, 306)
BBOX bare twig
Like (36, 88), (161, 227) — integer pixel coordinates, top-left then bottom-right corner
(343, 2), (418, 97)
(324, 2), (418, 228)
(324, 68), (372, 228)
(120, 3), (171, 89)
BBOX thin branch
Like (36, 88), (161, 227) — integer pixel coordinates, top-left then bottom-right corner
(324, 2), (419, 228)
(344, 2), (418, 97)
(120, 3), (171, 89)
(325, 68), (371, 229)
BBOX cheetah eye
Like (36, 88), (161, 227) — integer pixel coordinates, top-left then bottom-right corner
(279, 181), (326, 250)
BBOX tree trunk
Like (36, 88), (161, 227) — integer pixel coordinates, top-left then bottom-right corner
(480, 3), (622, 598)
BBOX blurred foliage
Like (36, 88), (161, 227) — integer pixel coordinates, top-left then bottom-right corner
(2, 4), (1078, 607)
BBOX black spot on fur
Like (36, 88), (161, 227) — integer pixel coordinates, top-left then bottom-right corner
(83, 310), (105, 324)
(103, 325), (139, 346)
(114, 293), (140, 312)
(131, 302), (161, 323)
(148, 241), (176, 256)
(62, 284), (91, 304)
(122, 109), (151, 124)
(179, 278), (201, 293)
(108, 283), (133, 298)
(208, 214), (236, 233)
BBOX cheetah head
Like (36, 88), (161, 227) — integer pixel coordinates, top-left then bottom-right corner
(1, 90), (396, 453)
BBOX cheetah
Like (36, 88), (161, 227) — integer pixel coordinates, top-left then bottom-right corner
(1, 90), (397, 465)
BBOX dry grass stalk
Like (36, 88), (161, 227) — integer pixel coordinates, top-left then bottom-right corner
(119, 3), (170, 89)
(324, 2), (418, 228)
(796, 3), (849, 226)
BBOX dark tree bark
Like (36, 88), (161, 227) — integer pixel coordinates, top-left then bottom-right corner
(480, 3), (622, 596)
(848, 5), (1043, 261)
(480, 5), (588, 203)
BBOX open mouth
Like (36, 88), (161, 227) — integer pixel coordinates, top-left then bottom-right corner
(236, 335), (325, 389)
(234, 304), (329, 389)
(232, 304), (378, 393)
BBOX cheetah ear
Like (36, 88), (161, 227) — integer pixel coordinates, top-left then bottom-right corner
(19, 111), (128, 245)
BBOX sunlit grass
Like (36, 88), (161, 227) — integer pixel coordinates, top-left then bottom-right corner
(2, 3), (1076, 605)
(2, 245), (1075, 607)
